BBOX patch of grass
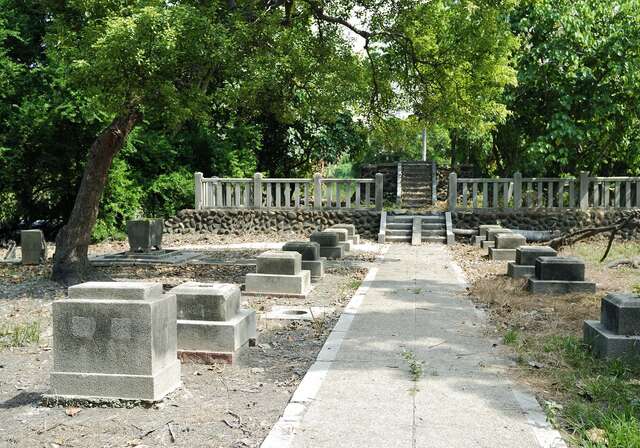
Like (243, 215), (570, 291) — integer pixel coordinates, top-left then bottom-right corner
(633, 284), (640, 295)
(569, 240), (640, 265)
(503, 328), (519, 345)
(0, 321), (41, 348)
(347, 279), (362, 290)
(402, 349), (424, 382)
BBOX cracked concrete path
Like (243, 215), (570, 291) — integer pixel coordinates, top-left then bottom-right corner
(263, 244), (566, 448)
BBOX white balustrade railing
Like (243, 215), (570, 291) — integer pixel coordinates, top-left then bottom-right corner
(195, 172), (384, 211)
(449, 172), (640, 211)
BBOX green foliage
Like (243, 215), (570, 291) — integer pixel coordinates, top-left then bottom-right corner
(0, 321), (40, 348)
(503, 328), (519, 345)
(145, 169), (194, 219)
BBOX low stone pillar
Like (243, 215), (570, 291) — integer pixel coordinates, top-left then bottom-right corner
(507, 246), (557, 279)
(21, 230), (47, 265)
(245, 251), (312, 298)
(474, 224), (502, 246)
(584, 293), (640, 359)
(481, 228), (512, 250)
(170, 282), (256, 363)
(127, 219), (164, 252)
(49, 282), (181, 401)
(324, 228), (351, 252)
(489, 233), (526, 261)
(282, 241), (325, 282)
(527, 257), (596, 294)
(310, 231), (345, 259)
(328, 224), (360, 244)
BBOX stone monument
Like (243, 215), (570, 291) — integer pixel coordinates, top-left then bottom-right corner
(245, 250), (312, 297)
(488, 233), (526, 261)
(527, 256), (596, 294)
(507, 246), (557, 279)
(328, 224), (360, 244)
(21, 229), (47, 265)
(310, 231), (345, 259)
(481, 228), (512, 250)
(50, 282), (181, 401)
(282, 241), (325, 282)
(127, 219), (164, 252)
(584, 293), (640, 359)
(474, 224), (502, 246)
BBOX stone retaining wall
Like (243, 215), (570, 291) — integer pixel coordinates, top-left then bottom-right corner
(453, 209), (640, 240)
(164, 209), (381, 240)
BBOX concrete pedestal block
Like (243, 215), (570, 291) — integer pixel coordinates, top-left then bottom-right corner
(494, 234), (526, 250)
(50, 281), (180, 402)
(600, 293), (640, 336)
(584, 320), (640, 359)
(325, 228), (349, 243)
(282, 241), (321, 261)
(535, 257), (585, 281)
(256, 250), (301, 275)
(479, 225), (502, 238)
(171, 282), (240, 321)
(127, 219), (163, 252)
(516, 246), (557, 266)
(245, 271), (311, 297)
(310, 231), (339, 247)
(507, 262), (535, 279)
(21, 230), (47, 265)
(481, 240), (495, 250)
(489, 248), (516, 261)
(328, 224), (360, 244)
(527, 279), (596, 294)
(302, 259), (325, 281)
(319, 246), (344, 260)
(473, 235), (486, 246)
(339, 241), (352, 252)
(352, 235), (361, 244)
(178, 309), (256, 358)
(487, 228), (512, 243)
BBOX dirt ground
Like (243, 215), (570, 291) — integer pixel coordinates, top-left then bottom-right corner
(0, 235), (380, 448)
(450, 238), (640, 404)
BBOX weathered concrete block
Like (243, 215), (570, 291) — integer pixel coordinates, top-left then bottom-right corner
(527, 279), (596, 294)
(487, 228), (512, 243)
(127, 219), (163, 252)
(535, 256), (585, 281)
(302, 259), (325, 281)
(282, 241), (321, 261)
(339, 241), (352, 252)
(507, 262), (535, 279)
(601, 293), (640, 336)
(494, 233), (526, 250)
(177, 309), (256, 355)
(473, 235), (486, 246)
(480, 240), (495, 250)
(256, 250), (301, 275)
(170, 282), (240, 322)
(329, 224), (356, 238)
(515, 246), (557, 266)
(310, 231), (339, 247)
(489, 248), (516, 261)
(479, 225), (502, 238)
(51, 282), (180, 401)
(245, 271), (311, 297)
(319, 246), (344, 260)
(352, 235), (361, 244)
(584, 320), (640, 359)
(21, 230), (47, 265)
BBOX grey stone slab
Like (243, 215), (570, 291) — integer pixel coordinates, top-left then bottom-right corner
(487, 228), (512, 242)
(177, 309), (256, 353)
(479, 224), (502, 238)
(339, 241), (352, 252)
(127, 219), (163, 252)
(489, 248), (516, 261)
(507, 262), (535, 279)
(282, 241), (321, 261)
(515, 246), (557, 266)
(473, 235), (485, 246)
(601, 293), (640, 336)
(480, 240), (495, 250)
(256, 250), (301, 275)
(325, 228), (349, 243)
(584, 320), (640, 359)
(170, 282), (240, 321)
(494, 233), (526, 249)
(535, 256), (585, 281)
(527, 278), (596, 294)
(328, 224), (356, 237)
(21, 229), (47, 265)
(310, 231), (339, 247)
(302, 259), (324, 281)
(319, 246), (344, 260)
(352, 235), (361, 244)
(245, 271), (311, 296)
(68, 282), (163, 301)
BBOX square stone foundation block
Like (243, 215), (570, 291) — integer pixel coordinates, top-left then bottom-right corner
(601, 293), (640, 336)
(535, 256), (585, 281)
(310, 231), (339, 247)
(527, 279), (596, 294)
(302, 259), (325, 282)
(489, 248), (516, 261)
(516, 246), (557, 266)
(256, 250), (301, 275)
(329, 224), (356, 238)
(473, 235), (486, 246)
(507, 262), (535, 279)
(177, 309), (256, 359)
(339, 241), (352, 252)
(487, 228), (512, 242)
(21, 229), (47, 265)
(481, 240), (495, 250)
(127, 219), (163, 252)
(479, 225), (502, 238)
(325, 228), (349, 243)
(495, 234), (526, 250)
(352, 235), (361, 244)
(319, 246), (344, 260)
(245, 271), (311, 297)
(584, 320), (640, 359)
(282, 241), (320, 261)
(170, 282), (240, 322)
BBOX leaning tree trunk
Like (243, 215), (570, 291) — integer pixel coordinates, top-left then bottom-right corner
(52, 111), (141, 285)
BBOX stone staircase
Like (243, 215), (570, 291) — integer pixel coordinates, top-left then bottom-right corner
(384, 213), (449, 244)
(400, 162), (432, 208)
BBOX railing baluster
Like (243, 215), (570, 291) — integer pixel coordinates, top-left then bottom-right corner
(225, 183), (232, 207)
(482, 181), (488, 208)
(462, 182), (468, 209)
(614, 182), (621, 207)
(492, 182), (498, 208)
(365, 182), (371, 206)
(569, 181), (575, 208)
(355, 181), (361, 207)
(335, 181), (341, 208)
(294, 183), (300, 207)
(526, 182), (532, 208)
(472, 182), (478, 208)
(266, 183), (272, 208)
(559, 181), (565, 208)
(503, 182), (509, 208)
(625, 181), (631, 209)
(604, 182), (610, 208)
(636, 181), (640, 208)
(547, 181), (554, 208)
(327, 181), (333, 207)
(275, 182), (281, 208)
(284, 182), (291, 208)
(234, 182), (241, 206)
(593, 181), (600, 207)
(304, 183), (309, 208)
(346, 182), (352, 208)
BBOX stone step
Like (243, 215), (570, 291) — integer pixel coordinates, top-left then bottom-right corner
(386, 223), (412, 230)
(386, 215), (415, 222)
(421, 223), (445, 230)
(385, 235), (412, 242)
(422, 230), (446, 237)
(385, 229), (412, 237)
(422, 236), (446, 243)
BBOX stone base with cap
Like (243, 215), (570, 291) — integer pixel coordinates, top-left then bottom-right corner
(127, 219), (164, 252)
(244, 251), (311, 298)
(584, 293), (640, 359)
(282, 241), (325, 282)
(170, 282), (256, 364)
(488, 233), (525, 260)
(328, 224), (360, 245)
(527, 256), (596, 294)
(310, 231), (345, 260)
(49, 282), (181, 402)
(507, 246), (557, 279)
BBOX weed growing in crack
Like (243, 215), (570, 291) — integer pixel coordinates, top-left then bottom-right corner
(402, 350), (424, 382)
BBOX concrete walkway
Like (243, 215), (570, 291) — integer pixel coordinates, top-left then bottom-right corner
(262, 244), (566, 448)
